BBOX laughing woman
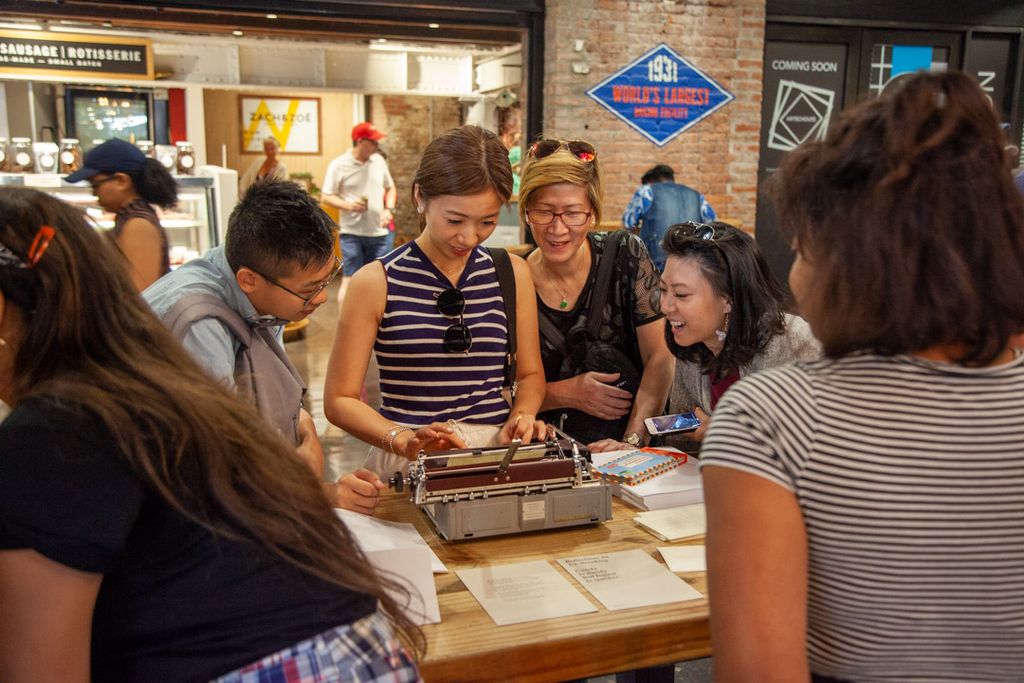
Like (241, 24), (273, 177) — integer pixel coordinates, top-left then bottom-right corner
(660, 221), (819, 443)
(324, 125), (547, 478)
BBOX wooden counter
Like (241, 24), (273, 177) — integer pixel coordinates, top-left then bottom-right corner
(375, 494), (710, 682)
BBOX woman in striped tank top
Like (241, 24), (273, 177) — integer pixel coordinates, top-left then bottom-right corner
(324, 125), (547, 478)
(701, 72), (1024, 680)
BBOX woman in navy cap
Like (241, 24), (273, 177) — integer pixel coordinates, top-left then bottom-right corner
(66, 138), (177, 290)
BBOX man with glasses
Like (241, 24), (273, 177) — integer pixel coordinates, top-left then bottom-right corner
(143, 180), (386, 514)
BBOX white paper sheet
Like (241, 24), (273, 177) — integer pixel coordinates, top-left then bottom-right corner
(658, 545), (707, 573)
(633, 504), (707, 542)
(367, 546), (442, 625)
(457, 560), (598, 626)
(558, 549), (703, 610)
(335, 508), (447, 573)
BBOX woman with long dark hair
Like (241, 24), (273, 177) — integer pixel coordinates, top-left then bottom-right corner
(67, 138), (177, 290)
(659, 220), (819, 443)
(701, 71), (1024, 679)
(0, 186), (421, 682)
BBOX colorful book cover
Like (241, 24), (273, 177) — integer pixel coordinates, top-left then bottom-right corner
(591, 450), (680, 486)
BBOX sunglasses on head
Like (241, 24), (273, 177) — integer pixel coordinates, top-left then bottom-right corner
(436, 287), (472, 354)
(670, 222), (725, 241)
(527, 139), (597, 163)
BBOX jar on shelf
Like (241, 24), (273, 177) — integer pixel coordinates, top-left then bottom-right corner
(10, 137), (35, 173)
(59, 138), (83, 175)
(35, 142), (59, 174)
(136, 140), (155, 158)
(175, 141), (196, 175)
(157, 145), (176, 172)
(0, 137), (8, 172)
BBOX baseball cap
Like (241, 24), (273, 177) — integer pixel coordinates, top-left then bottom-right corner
(66, 138), (146, 183)
(351, 122), (386, 142)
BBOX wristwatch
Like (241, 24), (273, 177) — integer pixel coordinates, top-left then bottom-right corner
(624, 432), (642, 447)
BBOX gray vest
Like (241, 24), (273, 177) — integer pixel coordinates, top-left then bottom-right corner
(162, 293), (305, 446)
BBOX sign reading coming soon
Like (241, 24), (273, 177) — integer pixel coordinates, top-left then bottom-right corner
(0, 30), (152, 79)
(240, 96), (322, 155)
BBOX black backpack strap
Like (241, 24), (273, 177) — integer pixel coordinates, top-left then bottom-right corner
(585, 230), (627, 339)
(488, 247), (517, 395)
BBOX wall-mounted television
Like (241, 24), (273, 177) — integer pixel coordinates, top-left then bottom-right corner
(64, 87), (154, 152)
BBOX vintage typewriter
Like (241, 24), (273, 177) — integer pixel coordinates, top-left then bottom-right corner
(389, 431), (612, 541)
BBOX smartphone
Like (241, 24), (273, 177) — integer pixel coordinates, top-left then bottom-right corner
(644, 411), (701, 435)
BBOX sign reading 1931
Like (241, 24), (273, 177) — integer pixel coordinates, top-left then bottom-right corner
(0, 30), (153, 80)
(587, 43), (734, 147)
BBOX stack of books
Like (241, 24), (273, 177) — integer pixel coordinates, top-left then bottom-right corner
(617, 454), (703, 511)
(591, 450), (681, 486)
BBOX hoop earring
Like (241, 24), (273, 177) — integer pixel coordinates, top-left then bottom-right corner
(715, 311), (729, 343)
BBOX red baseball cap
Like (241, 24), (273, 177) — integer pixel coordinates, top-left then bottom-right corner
(351, 122), (386, 142)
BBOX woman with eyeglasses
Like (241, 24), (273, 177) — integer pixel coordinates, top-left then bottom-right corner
(518, 138), (674, 450)
(700, 72), (1024, 680)
(66, 138), (178, 291)
(658, 221), (819, 444)
(324, 125), (547, 478)
(0, 186), (421, 682)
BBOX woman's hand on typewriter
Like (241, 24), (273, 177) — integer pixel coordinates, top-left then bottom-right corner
(396, 422), (469, 460)
(500, 411), (547, 445)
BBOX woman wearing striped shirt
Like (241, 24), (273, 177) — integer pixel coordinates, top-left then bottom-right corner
(701, 72), (1024, 680)
(324, 125), (547, 478)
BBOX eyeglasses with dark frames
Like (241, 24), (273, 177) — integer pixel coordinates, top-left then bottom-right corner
(525, 208), (593, 228)
(436, 287), (472, 354)
(527, 139), (597, 163)
(251, 256), (342, 305)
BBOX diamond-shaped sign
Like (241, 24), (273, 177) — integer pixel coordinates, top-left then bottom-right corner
(586, 44), (734, 147)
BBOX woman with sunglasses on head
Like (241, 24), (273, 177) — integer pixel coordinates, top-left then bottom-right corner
(324, 125), (547, 478)
(518, 138), (674, 451)
(66, 138), (177, 291)
(701, 72), (1024, 680)
(0, 186), (421, 682)
(658, 221), (819, 445)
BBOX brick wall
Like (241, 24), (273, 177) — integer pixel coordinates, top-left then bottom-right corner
(544, 0), (766, 232)
(369, 95), (463, 242)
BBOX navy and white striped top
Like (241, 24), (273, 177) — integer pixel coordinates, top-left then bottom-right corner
(375, 242), (510, 427)
(700, 352), (1024, 681)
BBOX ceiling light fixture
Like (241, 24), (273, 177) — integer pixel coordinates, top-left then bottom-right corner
(266, 14), (277, 19)
(232, 29), (244, 36)
(428, 23), (440, 29)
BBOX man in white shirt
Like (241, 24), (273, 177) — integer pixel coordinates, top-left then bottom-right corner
(321, 122), (397, 290)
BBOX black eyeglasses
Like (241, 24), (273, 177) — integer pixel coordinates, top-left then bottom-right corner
(436, 287), (472, 354)
(526, 208), (593, 227)
(527, 139), (597, 162)
(252, 256), (342, 305)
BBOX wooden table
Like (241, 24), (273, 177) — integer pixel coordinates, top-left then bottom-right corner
(375, 494), (710, 682)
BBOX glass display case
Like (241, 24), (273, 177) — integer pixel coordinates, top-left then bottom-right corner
(0, 173), (220, 268)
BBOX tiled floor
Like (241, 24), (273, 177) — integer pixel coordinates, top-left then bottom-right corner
(286, 281), (713, 683)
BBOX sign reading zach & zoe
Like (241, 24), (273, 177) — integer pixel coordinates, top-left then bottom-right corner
(586, 44), (734, 147)
(240, 96), (321, 155)
(0, 30), (152, 79)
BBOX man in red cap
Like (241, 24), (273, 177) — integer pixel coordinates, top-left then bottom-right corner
(321, 122), (397, 294)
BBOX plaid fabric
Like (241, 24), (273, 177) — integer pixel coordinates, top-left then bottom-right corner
(212, 610), (421, 683)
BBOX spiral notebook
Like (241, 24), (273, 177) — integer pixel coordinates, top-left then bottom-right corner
(591, 450), (680, 486)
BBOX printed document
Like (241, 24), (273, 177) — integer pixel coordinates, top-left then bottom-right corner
(558, 549), (703, 610)
(457, 560), (598, 625)
(658, 545), (707, 573)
